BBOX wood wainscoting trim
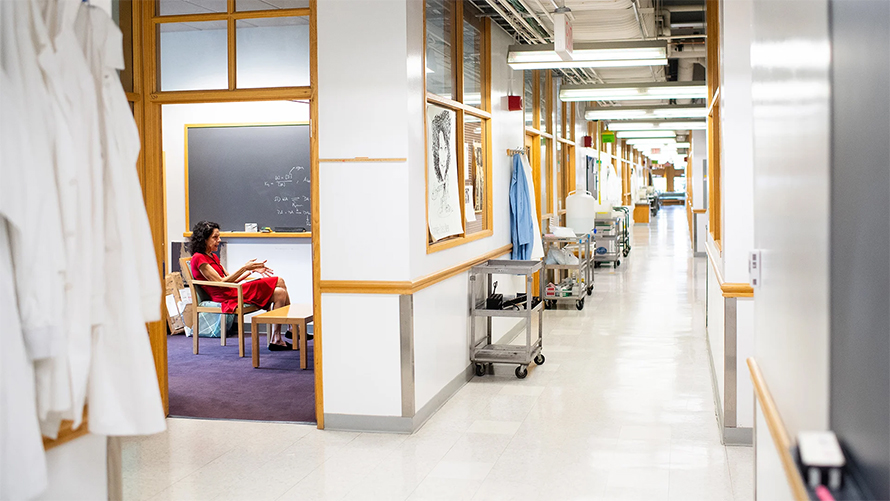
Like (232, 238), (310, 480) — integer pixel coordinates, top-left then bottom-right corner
(319, 243), (512, 295)
(747, 358), (809, 501)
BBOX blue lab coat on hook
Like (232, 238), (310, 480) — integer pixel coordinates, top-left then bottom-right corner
(510, 153), (534, 260)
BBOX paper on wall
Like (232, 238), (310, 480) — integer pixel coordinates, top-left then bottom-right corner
(427, 105), (463, 241)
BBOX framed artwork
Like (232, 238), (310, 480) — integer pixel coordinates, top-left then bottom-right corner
(427, 104), (463, 241)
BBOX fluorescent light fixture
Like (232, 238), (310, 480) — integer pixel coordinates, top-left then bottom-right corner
(507, 40), (667, 70)
(626, 138), (677, 146)
(561, 81), (707, 102)
(508, 59), (668, 70)
(616, 130), (676, 139)
(606, 120), (707, 131)
(585, 105), (708, 121)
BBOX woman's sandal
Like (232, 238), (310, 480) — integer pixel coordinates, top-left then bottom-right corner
(268, 342), (292, 351)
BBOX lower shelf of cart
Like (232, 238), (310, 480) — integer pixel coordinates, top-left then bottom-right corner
(472, 344), (541, 363)
(544, 294), (586, 301)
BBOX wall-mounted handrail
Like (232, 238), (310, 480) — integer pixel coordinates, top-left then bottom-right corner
(747, 357), (809, 501)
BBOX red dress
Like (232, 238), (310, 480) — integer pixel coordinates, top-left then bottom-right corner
(190, 253), (277, 313)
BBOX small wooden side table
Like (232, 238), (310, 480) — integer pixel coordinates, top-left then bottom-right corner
(250, 304), (313, 369)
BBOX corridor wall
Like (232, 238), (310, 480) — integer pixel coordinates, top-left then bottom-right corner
(704, 0), (755, 445)
(317, 0), (524, 431)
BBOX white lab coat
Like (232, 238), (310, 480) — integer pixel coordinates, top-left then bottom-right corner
(38, 0), (105, 431)
(77, 4), (166, 436)
(0, 69), (50, 501)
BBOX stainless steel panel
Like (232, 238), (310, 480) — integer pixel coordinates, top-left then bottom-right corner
(399, 294), (415, 418)
(724, 297), (737, 428)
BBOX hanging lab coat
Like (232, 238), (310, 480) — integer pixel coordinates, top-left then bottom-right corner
(0, 69), (50, 501)
(520, 153), (544, 260)
(0, 0), (72, 437)
(38, 0), (105, 431)
(77, 4), (166, 436)
(510, 153), (535, 260)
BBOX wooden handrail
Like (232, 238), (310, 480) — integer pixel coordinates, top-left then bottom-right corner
(320, 243), (512, 295)
(706, 244), (754, 298)
(747, 358), (809, 501)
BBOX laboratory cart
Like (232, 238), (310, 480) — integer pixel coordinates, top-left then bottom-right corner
(541, 232), (593, 310)
(612, 206), (632, 257)
(468, 260), (544, 379)
(594, 216), (623, 267)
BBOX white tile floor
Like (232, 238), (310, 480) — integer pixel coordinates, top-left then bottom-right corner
(122, 207), (754, 500)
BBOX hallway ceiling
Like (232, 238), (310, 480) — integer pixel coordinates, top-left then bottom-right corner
(471, 0), (706, 161)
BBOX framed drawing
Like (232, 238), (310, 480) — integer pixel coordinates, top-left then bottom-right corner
(427, 104), (463, 242)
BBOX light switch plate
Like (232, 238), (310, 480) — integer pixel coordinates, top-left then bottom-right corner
(749, 250), (762, 287)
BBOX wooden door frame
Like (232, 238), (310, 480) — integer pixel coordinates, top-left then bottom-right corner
(137, 0), (325, 428)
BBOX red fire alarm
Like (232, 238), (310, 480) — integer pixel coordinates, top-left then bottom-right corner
(582, 135), (593, 147)
(508, 95), (522, 111)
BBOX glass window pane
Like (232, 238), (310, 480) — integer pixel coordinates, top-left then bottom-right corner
(556, 141), (564, 210)
(159, 21), (227, 91)
(236, 16), (310, 88)
(159, 0), (226, 16)
(524, 70), (533, 128)
(426, 0), (454, 100)
(464, 115), (486, 234)
(236, 0), (308, 11)
(555, 79), (563, 138)
(540, 138), (549, 214)
(539, 70), (548, 132)
(462, 2), (483, 108)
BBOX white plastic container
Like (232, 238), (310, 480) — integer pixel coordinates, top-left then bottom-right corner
(565, 190), (597, 234)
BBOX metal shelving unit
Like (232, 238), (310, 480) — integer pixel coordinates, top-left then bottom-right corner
(541, 233), (593, 310)
(468, 260), (544, 379)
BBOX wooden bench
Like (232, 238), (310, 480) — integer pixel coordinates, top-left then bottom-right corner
(250, 304), (313, 369)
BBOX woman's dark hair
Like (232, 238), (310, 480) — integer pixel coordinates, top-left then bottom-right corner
(189, 220), (219, 255)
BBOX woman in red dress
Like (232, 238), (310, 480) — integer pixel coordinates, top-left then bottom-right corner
(188, 221), (292, 351)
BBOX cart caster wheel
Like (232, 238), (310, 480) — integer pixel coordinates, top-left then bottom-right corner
(474, 363), (486, 377)
(586, 286), (593, 296)
(576, 299), (584, 310)
(534, 354), (545, 365)
(515, 366), (528, 379)
(594, 262), (601, 268)
(615, 260), (621, 267)
(545, 300), (555, 309)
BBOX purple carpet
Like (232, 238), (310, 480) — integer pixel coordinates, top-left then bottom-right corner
(167, 330), (316, 423)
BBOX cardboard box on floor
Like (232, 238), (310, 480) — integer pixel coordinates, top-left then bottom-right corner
(165, 273), (185, 334)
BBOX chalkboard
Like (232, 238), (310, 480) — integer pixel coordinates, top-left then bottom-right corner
(186, 123), (311, 232)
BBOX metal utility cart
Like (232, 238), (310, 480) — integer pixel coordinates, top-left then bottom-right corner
(594, 216), (623, 267)
(469, 260), (544, 379)
(611, 206), (632, 257)
(541, 232), (593, 310)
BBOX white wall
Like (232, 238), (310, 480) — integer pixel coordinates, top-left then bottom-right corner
(321, 295), (402, 416)
(162, 102), (313, 305)
(751, 0), (832, 496)
(719, 0), (755, 284)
